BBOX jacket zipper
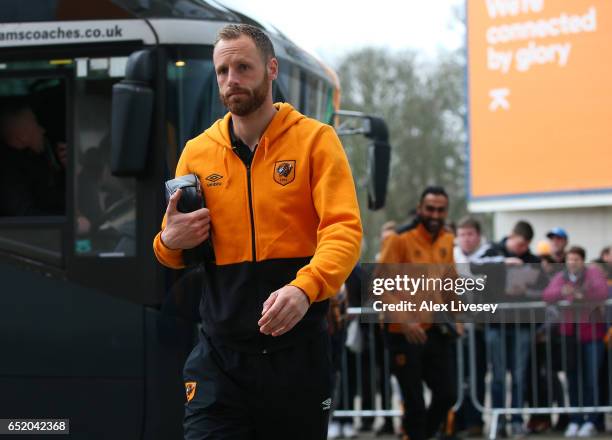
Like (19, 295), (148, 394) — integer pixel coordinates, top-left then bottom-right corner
(246, 163), (256, 261)
(246, 160), (266, 354)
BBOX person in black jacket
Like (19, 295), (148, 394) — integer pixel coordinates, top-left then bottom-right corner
(482, 221), (543, 438)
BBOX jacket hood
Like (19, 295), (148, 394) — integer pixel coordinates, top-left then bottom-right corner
(203, 102), (305, 149)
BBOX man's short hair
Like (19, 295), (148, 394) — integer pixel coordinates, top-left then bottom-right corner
(567, 246), (586, 261)
(457, 217), (481, 235)
(419, 185), (448, 203)
(512, 220), (534, 242)
(215, 24), (275, 62)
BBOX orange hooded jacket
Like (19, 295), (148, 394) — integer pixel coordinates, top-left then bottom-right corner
(153, 103), (362, 352)
(378, 222), (456, 332)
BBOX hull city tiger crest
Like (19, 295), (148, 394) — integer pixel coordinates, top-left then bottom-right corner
(185, 381), (197, 403)
(273, 160), (296, 186)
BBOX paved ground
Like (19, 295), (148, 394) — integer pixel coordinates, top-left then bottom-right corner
(350, 434), (611, 439)
(332, 428), (612, 439)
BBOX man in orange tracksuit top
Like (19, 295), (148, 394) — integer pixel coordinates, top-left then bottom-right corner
(152, 24), (362, 439)
(378, 186), (457, 440)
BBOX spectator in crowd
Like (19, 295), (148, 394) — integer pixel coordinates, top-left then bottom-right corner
(0, 100), (65, 216)
(375, 220), (397, 262)
(485, 220), (541, 266)
(593, 246), (612, 286)
(547, 227), (569, 264)
(543, 246), (608, 438)
(454, 217), (485, 267)
(454, 216), (508, 267)
(377, 186), (458, 440)
(452, 217), (499, 437)
(529, 228), (571, 433)
(539, 227), (569, 278)
(481, 220), (542, 438)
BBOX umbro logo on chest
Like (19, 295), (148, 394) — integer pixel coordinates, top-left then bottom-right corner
(205, 173), (223, 187)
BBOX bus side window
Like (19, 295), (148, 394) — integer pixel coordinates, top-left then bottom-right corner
(0, 95), (66, 217)
(73, 58), (136, 257)
(0, 77), (67, 267)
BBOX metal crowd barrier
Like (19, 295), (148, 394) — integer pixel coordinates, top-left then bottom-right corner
(330, 302), (612, 439)
(466, 300), (612, 440)
(331, 308), (465, 420)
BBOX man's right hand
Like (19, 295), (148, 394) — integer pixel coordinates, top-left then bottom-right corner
(160, 189), (210, 250)
(402, 323), (428, 344)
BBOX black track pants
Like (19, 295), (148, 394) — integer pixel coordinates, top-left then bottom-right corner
(388, 329), (457, 440)
(183, 330), (333, 440)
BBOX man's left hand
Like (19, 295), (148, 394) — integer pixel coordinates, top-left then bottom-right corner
(258, 285), (310, 337)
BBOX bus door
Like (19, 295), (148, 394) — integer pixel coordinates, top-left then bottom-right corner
(0, 46), (173, 439)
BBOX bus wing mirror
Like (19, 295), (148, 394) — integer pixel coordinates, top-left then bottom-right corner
(365, 116), (390, 211)
(334, 111), (392, 210)
(111, 50), (155, 176)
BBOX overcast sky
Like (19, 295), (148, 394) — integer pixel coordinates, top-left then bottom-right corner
(216, 0), (465, 65)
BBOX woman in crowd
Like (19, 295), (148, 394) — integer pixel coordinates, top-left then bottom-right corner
(543, 246), (608, 438)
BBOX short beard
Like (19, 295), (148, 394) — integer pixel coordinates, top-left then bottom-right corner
(420, 217), (443, 236)
(220, 71), (269, 117)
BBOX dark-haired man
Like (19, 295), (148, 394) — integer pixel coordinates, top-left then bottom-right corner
(486, 220), (540, 265)
(153, 24), (362, 439)
(378, 186), (458, 440)
(483, 220), (542, 438)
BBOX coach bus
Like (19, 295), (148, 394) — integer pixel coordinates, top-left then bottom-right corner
(0, 1), (389, 438)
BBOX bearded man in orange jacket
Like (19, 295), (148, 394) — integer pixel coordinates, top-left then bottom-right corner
(153, 24), (362, 440)
(378, 186), (458, 440)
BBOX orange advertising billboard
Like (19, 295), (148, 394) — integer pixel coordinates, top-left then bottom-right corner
(467, 0), (612, 203)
